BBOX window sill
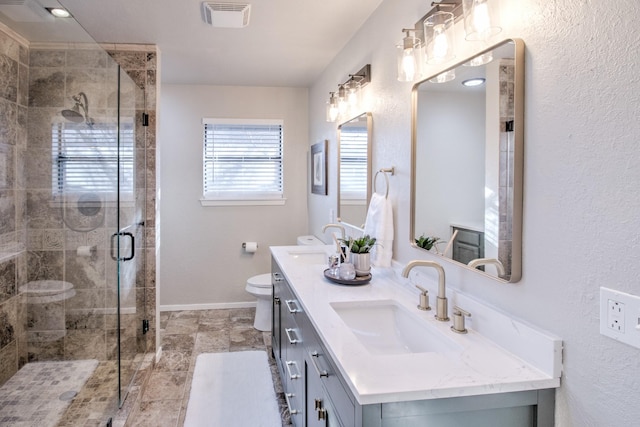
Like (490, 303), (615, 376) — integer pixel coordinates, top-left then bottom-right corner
(200, 198), (287, 207)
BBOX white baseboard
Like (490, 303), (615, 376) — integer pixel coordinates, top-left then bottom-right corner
(160, 301), (257, 312)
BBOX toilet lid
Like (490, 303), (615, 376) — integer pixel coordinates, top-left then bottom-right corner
(247, 273), (272, 288)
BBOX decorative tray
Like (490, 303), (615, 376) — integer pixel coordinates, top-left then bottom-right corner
(323, 269), (372, 286)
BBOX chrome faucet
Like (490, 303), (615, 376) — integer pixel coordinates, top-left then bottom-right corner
(468, 258), (506, 276)
(401, 260), (449, 321)
(322, 223), (346, 240)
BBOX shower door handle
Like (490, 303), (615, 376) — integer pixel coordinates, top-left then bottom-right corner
(110, 231), (135, 261)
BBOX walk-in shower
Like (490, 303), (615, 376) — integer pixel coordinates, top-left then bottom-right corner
(0, 6), (156, 426)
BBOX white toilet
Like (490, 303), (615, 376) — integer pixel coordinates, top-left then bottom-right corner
(246, 235), (324, 331)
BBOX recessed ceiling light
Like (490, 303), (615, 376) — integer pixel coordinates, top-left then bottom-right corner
(47, 7), (72, 18)
(462, 78), (485, 87)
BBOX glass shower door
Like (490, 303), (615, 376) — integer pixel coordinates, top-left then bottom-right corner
(112, 66), (146, 405)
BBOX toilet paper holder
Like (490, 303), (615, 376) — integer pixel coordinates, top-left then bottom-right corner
(242, 242), (258, 252)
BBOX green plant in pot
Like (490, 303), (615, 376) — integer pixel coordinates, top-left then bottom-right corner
(415, 234), (441, 251)
(339, 235), (377, 277)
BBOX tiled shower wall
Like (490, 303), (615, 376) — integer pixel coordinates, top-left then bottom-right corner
(0, 26), (29, 386)
(0, 23), (158, 385)
(498, 59), (515, 276)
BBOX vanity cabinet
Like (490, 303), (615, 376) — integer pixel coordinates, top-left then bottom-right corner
(272, 259), (305, 426)
(271, 254), (556, 427)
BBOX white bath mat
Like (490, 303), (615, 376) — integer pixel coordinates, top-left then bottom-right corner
(184, 351), (281, 427)
(0, 359), (98, 427)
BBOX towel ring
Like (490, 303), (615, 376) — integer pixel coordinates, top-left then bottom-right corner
(373, 167), (394, 199)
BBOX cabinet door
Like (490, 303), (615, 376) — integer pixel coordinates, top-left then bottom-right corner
(272, 269), (284, 366)
(305, 352), (343, 427)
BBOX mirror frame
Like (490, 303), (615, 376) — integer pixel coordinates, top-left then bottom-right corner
(410, 38), (525, 283)
(337, 112), (373, 229)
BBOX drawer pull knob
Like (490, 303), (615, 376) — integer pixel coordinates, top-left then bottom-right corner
(310, 351), (329, 377)
(285, 328), (300, 345)
(284, 392), (298, 415)
(285, 360), (300, 380)
(285, 299), (301, 313)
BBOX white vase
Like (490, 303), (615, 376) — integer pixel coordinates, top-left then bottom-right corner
(351, 253), (371, 277)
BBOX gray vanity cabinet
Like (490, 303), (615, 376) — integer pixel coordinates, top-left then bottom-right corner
(271, 257), (555, 427)
(272, 260), (305, 426)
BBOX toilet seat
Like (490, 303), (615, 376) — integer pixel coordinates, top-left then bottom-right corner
(247, 273), (271, 289)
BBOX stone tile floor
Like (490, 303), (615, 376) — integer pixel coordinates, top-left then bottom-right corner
(121, 308), (289, 427)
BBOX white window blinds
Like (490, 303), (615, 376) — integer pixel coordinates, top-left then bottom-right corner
(203, 119), (283, 200)
(52, 122), (134, 198)
(339, 126), (368, 200)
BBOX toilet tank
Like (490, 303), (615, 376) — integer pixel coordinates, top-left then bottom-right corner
(297, 235), (323, 245)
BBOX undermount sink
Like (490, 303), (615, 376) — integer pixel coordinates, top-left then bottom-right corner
(330, 300), (462, 355)
(287, 250), (327, 265)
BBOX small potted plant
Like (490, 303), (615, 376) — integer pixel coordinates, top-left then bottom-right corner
(415, 234), (441, 251)
(339, 235), (377, 276)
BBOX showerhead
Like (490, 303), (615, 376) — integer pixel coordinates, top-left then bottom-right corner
(61, 92), (92, 125)
(61, 106), (84, 122)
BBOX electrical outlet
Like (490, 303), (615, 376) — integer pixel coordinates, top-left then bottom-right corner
(600, 287), (640, 349)
(607, 299), (625, 332)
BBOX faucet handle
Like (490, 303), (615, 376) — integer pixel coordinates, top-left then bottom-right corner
(451, 306), (471, 334)
(415, 285), (431, 311)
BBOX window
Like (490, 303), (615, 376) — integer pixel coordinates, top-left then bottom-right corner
(339, 126), (368, 201)
(52, 121), (134, 199)
(202, 118), (284, 205)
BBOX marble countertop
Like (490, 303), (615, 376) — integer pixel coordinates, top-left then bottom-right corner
(271, 245), (562, 405)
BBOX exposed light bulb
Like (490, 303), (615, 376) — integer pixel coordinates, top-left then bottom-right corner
(432, 24), (449, 60)
(463, 0), (502, 41)
(424, 11), (455, 65)
(473, 2), (491, 36)
(347, 81), (360, 107)
(397, 31), (422, 82)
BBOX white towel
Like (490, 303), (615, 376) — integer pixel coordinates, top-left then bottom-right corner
(363, 192), (394, 267)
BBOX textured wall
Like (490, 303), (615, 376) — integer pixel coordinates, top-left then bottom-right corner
(159, 85), (309, 307)
(308, 0), (640, 425)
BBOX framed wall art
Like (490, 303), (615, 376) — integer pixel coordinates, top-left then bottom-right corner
(311, 140), (327, 195)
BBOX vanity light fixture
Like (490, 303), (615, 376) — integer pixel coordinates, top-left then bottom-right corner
(325, 64), (371, 122)
(337, 84), (348, 115)
(326, 92), (339, 123)
(395, 0), (501, 81)
(462, 77), (485, 87)
(424, 11), (456, 64)
(397, 29), (423, 82)
(462, 0), (501, 41)
(347, 79), (361, 108)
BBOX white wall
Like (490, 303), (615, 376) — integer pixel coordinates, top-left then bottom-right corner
(159, 85), (309, 307)
(308, 0), (640, 425)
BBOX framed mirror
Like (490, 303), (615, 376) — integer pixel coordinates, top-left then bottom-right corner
(337, 112), (372, 229)
(410, 39), (524, 282)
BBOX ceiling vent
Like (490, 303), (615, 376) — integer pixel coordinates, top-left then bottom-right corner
(202, 2), (251, 28)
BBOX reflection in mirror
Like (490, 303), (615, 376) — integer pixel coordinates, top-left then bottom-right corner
(338, 112), (372, 229)
(411, 39), (524, 282)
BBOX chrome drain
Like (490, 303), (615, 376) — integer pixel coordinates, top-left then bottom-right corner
(59, 390), (77, 401)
